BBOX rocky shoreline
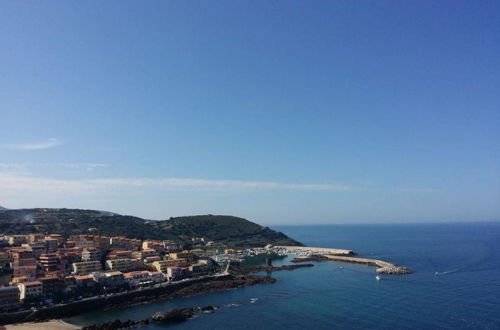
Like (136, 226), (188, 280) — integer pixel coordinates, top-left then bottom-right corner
(81, 305), (219, 330)
(0, 274), (274, 326)
(91, 274), (276, 312)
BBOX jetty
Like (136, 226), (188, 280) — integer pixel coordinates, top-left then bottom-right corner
(283, 246), (412, 275)
(277, 246), (355, 256)
(322, 255), (412, 274)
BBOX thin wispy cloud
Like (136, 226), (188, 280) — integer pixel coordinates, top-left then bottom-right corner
(0, 172), (352, 194)
(59, 163), (109, 171)
(0, 162), (108, 172)
(2, 138), (62, 150)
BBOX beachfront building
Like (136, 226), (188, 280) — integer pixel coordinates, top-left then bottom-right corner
(18, 281), (43, 300)
(189, 259), (213, 275)
(151, 259), (188, 274)
(74, 275), (96, 288)
(105, 271), (126, 286)
(166, 266), (190, 280)
(38, 277), (65, 297)
(72, 260), (102, 274)
(123, 270), (165, 288)
(123, 270), (150, 288)
(0, 286), (20, 311)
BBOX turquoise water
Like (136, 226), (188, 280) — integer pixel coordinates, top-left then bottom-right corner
(67, 222), (500, 329)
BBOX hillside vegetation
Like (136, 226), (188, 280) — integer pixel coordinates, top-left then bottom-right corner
(0, 208), (302, 248)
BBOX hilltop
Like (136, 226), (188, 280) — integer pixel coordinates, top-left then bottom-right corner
(0, 208), (302, 248)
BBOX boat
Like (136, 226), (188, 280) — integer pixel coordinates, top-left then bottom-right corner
(375, 276), (381, 281)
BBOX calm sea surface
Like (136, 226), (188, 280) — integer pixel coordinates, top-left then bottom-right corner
(66, 222), (500, 329)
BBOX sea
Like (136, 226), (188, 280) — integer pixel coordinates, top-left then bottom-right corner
(66, 222), (500, 329)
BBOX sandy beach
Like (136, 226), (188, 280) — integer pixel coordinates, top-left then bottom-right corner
(5, 320), (80, 330)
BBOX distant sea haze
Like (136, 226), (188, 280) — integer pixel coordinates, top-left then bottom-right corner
(67, 222), (500, 329)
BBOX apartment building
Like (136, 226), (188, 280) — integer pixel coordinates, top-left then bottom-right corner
(72, 260), (102, 274)
(18, 281), (43, 300)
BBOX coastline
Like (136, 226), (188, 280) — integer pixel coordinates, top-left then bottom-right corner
(1, 274), (274, 327)
(2, 245), (410, 327)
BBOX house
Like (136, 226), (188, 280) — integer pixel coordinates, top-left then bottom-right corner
(189, 259), (213, 275)
(166, 267), (190, 280)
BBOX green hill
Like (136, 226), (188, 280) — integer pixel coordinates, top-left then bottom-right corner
(0, 208), (302, 248)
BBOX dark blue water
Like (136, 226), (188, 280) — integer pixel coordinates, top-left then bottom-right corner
(67, 222), (500, 329)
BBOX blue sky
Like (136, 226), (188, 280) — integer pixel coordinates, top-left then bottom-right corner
(1, 1), (499, 224)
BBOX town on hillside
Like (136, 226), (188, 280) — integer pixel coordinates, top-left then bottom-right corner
(0, 232), (276, 312)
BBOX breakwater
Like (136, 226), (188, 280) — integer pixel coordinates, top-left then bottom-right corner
(293, 254), (412, 275)
(277, 246), (355, 256)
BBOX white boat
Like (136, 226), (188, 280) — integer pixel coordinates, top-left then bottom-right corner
(375, 276), (381, 281)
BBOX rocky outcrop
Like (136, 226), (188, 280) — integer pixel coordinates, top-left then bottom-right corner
(83, 305), (218, 329)
(152, 305), (218, 323)
(152, 307), (198, 323)
(376, 266), (413, 275)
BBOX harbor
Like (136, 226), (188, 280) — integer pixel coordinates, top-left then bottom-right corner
(278, 246), (412, 275)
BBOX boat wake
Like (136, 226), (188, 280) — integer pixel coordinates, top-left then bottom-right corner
(434, 269), (459, 275)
